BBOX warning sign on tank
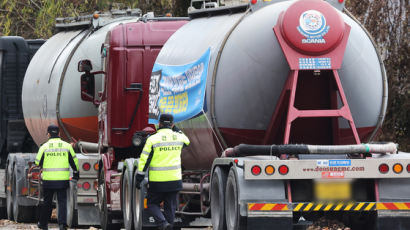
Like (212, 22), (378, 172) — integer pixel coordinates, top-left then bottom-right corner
(148, 48), (210, 124)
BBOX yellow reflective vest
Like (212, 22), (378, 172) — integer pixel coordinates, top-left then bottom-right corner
(138, 128), (190, 182)
(35, 138), (79, 181)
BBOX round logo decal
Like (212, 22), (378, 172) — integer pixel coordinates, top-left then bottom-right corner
(297, 10), (329, 43)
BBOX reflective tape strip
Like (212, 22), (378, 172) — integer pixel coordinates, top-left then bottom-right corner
(377, 202), (410, 210)
(141, 151), (150, 155)
(294, 203), (304, 211)
(354, 202), (365, 211)
(304, 203), (314, 211)
(137, 171), (145, 175)
(44, 148), (69, 153)
(324, 203), (333, 211)
(152, 142), (184, 148)
(334, 203), (344, 211)
(249, 202), (410, 212)
(43, 168), (69, 172)
(150, 165), (181, 171)
(293, 202), (377, 211)
(314, 203), (324, 211)
(365, 202), (375, 211)
(248, 203), (289, 211)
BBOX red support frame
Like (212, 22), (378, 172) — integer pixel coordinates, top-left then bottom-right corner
(279, 70), (360, 144)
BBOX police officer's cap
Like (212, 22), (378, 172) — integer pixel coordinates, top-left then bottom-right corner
(159, 114), (174, 125)
(47, 124), (59, 136)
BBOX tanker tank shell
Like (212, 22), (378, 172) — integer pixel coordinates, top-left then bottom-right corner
(155, 0), (385, 170)
(22, 19), (137, 146)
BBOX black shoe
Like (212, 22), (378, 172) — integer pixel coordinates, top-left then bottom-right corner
(165, 223), (173, 230)
(159, 222), (172, 230)
(58, 224), (67, 230)
(37, 222), (48, 230)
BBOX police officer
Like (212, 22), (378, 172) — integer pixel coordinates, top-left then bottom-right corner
(135, 114), (190, 230)
(35, 124), (79, 230)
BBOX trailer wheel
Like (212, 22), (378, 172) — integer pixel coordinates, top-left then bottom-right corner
(66, 181), (78, 227)
(98, 166), (121, 230)
(122, 167), (134, 230)
(225, 168), (246, 230)
(12, 169), (35, 222)
(211, 166), (228, 230)
(132, 169), (145, 230)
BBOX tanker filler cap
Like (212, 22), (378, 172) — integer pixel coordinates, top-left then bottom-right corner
(280, 0), (345, 55)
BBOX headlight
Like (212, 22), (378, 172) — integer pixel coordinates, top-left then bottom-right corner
(132, 134), (143, 146)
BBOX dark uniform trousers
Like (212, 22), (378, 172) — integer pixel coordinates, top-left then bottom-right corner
(147, 191), (178, 225)
(39, 186), (67, 227)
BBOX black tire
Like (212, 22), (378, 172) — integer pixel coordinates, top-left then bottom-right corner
(225, 169), (246, 230)
(6, 166), (14, 220)
(12, 169), (35, 222)
(122, 168), (134, 230)
(98, 165), (121, 230)
(67, 181), (78, 228)
(211, 166), (228, 230)
(132, 169), (145, 230)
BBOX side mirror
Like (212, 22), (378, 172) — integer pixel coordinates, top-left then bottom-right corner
(78, 60), (93, 72)
(80, 73), (95, 102)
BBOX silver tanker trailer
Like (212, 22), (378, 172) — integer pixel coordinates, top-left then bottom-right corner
(4, 9), (143, 226)
(121, 0), (410, 229)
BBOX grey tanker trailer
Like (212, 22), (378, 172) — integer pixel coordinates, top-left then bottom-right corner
(9, 10), (142, 226)
(154, 0), (387, 170)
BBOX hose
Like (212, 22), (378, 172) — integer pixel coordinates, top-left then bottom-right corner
(225, 142), (398, 157)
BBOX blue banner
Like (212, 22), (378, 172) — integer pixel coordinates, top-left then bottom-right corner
(149, 48), (210, 124)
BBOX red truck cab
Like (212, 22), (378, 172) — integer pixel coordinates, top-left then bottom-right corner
(78, 18), (187, 229)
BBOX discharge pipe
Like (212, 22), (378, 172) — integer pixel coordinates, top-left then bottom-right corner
(223, 143), (398, 157)
(75, 141), (99, 153)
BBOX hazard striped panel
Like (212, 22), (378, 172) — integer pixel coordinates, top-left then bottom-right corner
(248, 203), (289, 211)
(248, 202), (410, 212)
(377, 202), (410, 210)
(293, 202), (376, 212)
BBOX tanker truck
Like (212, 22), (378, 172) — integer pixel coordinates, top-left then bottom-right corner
(0, 36), (44, 219)
(6, 9), (186, 227)
(75, 0), (410, 229)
